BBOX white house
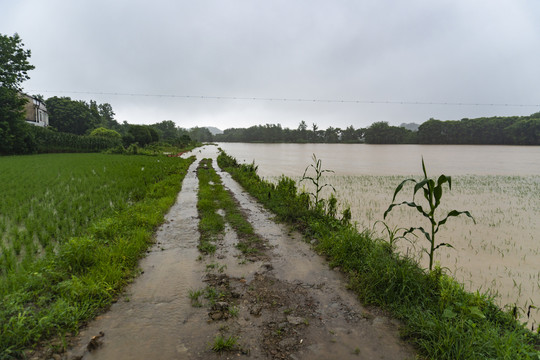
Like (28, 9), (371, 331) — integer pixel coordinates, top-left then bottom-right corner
(23, 94), (49, 127)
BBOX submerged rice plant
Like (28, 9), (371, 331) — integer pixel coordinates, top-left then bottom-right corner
(269, 172), (540, 327)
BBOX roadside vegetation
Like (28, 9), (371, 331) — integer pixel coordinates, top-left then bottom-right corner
(196, 158), (263, 258)
(217, 150), (540, 359)
(0, 153), (194, 357)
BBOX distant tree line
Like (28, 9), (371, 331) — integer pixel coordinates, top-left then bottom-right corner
(415, 115), (540, 145)
(44, 96), (215, 148)
(214, 121), (364, 143)
(2, 92), (216, 155)
(213, 114), (540, 145)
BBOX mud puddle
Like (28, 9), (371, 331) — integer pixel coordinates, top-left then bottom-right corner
(66, 146), (415, 360)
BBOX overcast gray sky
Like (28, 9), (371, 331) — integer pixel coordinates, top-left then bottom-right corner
(2, 0), (540, 130)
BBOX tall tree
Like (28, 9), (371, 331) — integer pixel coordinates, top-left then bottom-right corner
(127, 124), (154, 146)
(189, 127), (213, 142)
(0, 33), (36, 154)
(98, 103), (121, 131)
(365, 121), (412, 144)
(45, 97), (100, 135)
(0, 33), (34, 90)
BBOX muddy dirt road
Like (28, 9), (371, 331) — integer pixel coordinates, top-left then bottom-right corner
(68, 146), (416, 360)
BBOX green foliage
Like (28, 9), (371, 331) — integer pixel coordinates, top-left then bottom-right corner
(384, 158), (475, 271)
(89, 127), (122, 139)
(189, 126), (213, 142)
(188, 289), (203, 307)
(214, 114), (540, 145)
(300, 153), (335, 208)
(149, 120), (193, 147)
(364, 121), (416, 144)
(217, 151), (311, 224)
(505, 118), (540, 145)
(211, 334), (238, 352)
(0, 89), (36, 155)
(417, 115), (540, 145)
(373, 220), (411, 250)
(214, 122), (365, 143)
(0, 33), (35, 90)
(45, 97), (102, 135)
(196, 159), (224, 254)
(27, 125), (121, 153)
(0, 33), (36, 155)
(218, 151), (540, 359)
(44, 97), (122, 136)
(196, 158), (262, 256)
(127, 124), (157, 146)
(0, 154), (194, 355)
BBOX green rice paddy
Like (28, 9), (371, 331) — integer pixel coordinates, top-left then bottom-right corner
(0, 153), (194, 356)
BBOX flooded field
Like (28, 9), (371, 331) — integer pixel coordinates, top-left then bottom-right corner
(218, 143), (540, 327)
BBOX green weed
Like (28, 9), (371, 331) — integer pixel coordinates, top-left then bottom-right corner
(373, 220), (412, 250)
(196, 158), (263, 257)
(188, 289), (203, 307)
(228, 306), (239, 318)
(211, 334), (238, 352)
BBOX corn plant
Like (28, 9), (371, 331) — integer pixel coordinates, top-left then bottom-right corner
(384, 158), (475, 271)
(300, 153), (335, 209)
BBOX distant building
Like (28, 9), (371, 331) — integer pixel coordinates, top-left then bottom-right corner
(22, 94), (49, 127)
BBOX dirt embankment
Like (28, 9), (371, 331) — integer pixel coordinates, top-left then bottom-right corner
(65, 146), (416, 360)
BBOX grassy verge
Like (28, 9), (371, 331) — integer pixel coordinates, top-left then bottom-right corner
(0, 154), (195, 358)
(217, 150), (540, 360)
(196, 158), (263, 257)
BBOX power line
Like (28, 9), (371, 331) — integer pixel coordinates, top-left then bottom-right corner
(27, 89), (540, 108)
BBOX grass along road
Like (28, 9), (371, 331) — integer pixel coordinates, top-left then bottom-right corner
(68, 146), (415, 360)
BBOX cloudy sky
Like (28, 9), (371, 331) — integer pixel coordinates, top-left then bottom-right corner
(2, 0), (540, 130)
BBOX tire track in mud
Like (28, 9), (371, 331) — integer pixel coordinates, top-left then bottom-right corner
(67, 146), (416, 360)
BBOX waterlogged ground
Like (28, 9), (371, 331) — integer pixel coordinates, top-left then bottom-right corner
(67, 146), (415, 360)
(270, 173), (540, 328)
(215, 142), (540, 328)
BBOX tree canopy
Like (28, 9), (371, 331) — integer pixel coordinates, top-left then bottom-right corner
(0, 33), (34, 91)
(0, 33), (35, 155)
(416, 116), (540, 145)
(89, 127), (122, 139)
(45, 97), (120, 136)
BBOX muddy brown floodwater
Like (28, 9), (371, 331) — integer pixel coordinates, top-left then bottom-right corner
(67, 146), (416, 360)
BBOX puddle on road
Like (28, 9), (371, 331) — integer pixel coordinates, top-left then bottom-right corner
(218, 160), (415, 360)
(68, 146), (415, 360)
(69, 154), (219, 360)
